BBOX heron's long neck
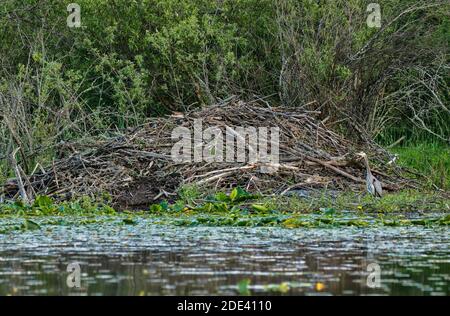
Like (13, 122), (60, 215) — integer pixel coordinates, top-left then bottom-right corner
(364, 156), (372, 175)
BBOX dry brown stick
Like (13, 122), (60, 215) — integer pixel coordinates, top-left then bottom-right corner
(197, 172), (235, 185)
(306, 156), (365, 184)
(186, 165), (257, 182)
(387, 136), (406, 149)
(304, 160), (350, 167)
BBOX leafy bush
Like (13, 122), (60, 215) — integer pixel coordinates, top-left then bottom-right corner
(0, 0), (448, 177)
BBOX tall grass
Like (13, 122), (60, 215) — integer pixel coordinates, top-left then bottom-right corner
(391, 143), (450, 190)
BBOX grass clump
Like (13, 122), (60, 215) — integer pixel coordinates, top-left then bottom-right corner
(0, 195), (117, 217)
(263, 190), (450, 214)
(391, 143), (450, 190)
(1, 187), (448, 230)
(146, 187), (450, 228)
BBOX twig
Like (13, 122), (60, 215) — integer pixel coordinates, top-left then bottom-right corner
(387, 136), (406, 149)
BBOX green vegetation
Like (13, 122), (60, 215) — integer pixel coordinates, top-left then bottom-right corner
(391, 143), (450, 190)
(0, 195), (117, 217)
(0, 2), (448, 298)
(1, 189), (449, 234)
(150, 188), (450, 228)
(0, 0), (448, 179)
(0, 1), (448, 216)
(265, 190), (450, 214)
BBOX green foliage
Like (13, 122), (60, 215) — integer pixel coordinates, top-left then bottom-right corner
(1, 0), (446, 125)
(142, 187), (450, 228)
(237, 279), (251, 296)
(229, 187), (257, 202)
(122, 218), (137, 225)
(0, 0), (448, 189)
(0, 189), (448, 232)
(147, 186), (450, 219)
(391, 144), (450, 190)
(178, 185), (201, 205)
(0, 0), (256, 116)
(267, 190), (450, 214)
(22, 219), (41, 231)
(0, 196), (117, 216)
(149, 187), (259, 214)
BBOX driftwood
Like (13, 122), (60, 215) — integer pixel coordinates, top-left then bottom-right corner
(1, 98), (413, 209)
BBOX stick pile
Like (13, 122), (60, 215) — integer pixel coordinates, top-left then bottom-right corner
(2, 99), (413, 209)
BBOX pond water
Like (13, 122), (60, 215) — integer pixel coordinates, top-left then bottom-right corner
(0, 217), (448, 296)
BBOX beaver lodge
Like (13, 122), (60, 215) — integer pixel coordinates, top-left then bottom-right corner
(1, 99), (419, 210)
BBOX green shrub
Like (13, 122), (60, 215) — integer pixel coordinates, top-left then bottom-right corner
(0, 0), (448, 174)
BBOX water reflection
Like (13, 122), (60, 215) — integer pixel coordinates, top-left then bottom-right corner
(0, 219), (448, 295)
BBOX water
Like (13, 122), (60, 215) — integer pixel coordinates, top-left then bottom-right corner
(0, 217), (448, 295)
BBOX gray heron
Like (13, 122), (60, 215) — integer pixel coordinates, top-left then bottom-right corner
(356, 152), (382, 197)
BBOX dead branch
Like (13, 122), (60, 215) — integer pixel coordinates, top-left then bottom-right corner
(0, 99), (416, 209)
